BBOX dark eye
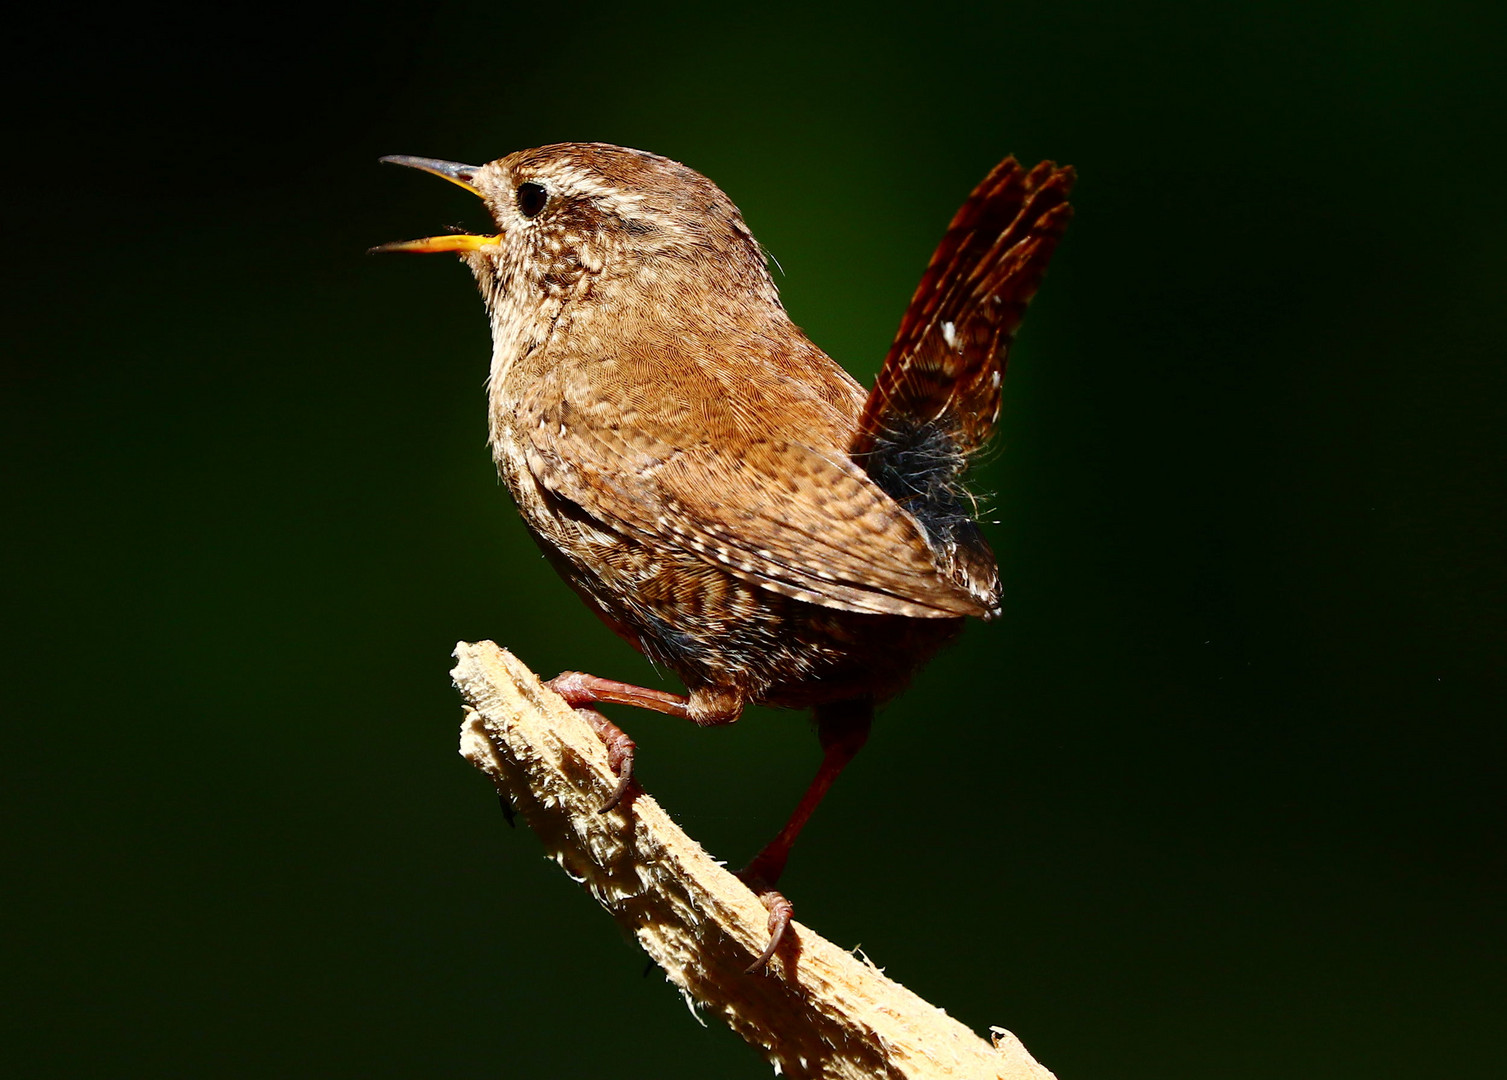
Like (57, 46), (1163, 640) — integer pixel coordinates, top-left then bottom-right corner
(516, 182), (548, 218)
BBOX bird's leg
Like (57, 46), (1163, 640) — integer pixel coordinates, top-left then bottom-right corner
(738, 699), (873, 972)
(546, 672), (743, 812)
(546, 672), (693, 813)
(548, 671), (693, 718)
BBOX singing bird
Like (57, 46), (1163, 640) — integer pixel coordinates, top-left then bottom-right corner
(375, 144), (1073, 969)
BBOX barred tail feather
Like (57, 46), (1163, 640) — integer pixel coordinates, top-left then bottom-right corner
(852, 156), (1074, 613)
(853, 157), (1074, 462)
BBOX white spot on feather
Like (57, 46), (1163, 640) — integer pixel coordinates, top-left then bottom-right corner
(941, 321), (959, 349)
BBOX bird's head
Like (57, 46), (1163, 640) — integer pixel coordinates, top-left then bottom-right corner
(373, 143), (779, 325)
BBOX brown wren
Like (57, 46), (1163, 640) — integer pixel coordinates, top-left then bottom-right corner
(375, 143), (1073, 971)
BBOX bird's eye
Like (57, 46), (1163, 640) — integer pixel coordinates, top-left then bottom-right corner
(516, 182), (548, 218)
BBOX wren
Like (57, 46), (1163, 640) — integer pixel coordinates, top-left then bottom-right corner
(375, 143), (1073, 970)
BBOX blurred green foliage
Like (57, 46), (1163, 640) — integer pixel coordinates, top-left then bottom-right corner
(4, 1), (1503, 1076)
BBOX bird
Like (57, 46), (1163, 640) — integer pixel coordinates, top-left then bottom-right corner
(374, 143), (1073, 971)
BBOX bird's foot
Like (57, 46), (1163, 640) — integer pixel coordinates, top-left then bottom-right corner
(736, 864), (794, 974)
(546, 671), (700, 814)
(564, 703), (637, 814)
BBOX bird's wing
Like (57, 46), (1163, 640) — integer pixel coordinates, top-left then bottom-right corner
(515, 378), (988, 619)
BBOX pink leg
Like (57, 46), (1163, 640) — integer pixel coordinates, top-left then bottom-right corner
(546, 672), (742, 813)
(546, 672), (691, 814)
(546, 669), (864, 974)
(738, 700), (872, 972)
(548, 671), (692, 719)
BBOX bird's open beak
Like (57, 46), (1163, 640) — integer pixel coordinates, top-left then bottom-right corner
(370, 155), (501, 255)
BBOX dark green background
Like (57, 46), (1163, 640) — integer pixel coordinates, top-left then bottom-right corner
(5, 1), (1503, 1076)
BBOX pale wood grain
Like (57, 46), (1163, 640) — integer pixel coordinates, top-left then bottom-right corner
(453, 640), (1057, 1080)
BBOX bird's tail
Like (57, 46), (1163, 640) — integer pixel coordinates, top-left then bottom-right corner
(850, 156), (1073, 612)
(852, 157), (1073, 466)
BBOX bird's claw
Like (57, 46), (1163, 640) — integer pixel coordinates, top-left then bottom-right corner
(737, 868), (794, 973)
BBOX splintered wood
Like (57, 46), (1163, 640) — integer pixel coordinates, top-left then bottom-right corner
(453, 640), (1056, 1080)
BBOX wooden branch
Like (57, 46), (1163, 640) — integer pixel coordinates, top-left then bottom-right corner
(453, 640), (1057, 1080)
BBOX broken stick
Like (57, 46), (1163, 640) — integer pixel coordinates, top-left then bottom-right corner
(453, 640), (1055, 1080)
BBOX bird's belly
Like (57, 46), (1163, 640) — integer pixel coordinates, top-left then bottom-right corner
(515, 481), (961, 708)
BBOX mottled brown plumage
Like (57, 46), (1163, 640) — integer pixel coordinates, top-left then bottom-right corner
(375, 144), (1073, 970)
